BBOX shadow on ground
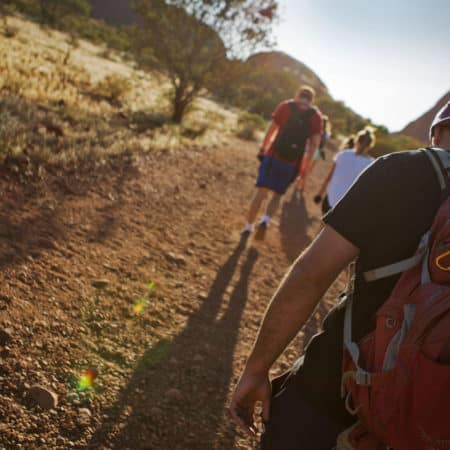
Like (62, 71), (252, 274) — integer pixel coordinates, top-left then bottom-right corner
(88, 238), (259, 450)
(278, 189), (330, 351)
(279, 189), (312, 263)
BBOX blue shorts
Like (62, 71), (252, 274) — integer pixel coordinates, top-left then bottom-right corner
(256, 155), (297, 195)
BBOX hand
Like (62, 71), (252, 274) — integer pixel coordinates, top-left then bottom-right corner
(257, 149), (265, 162)
(229, 370), (271, 436)
(313, 194), (322, 204)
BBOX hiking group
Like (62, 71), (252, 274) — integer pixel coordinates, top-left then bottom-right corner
(231, 90), (450, 449)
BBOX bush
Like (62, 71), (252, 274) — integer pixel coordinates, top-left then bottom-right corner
(3, 24), (19, 38)
(371, 133), (425, 158)
(130, 111), (170, 132)
(236, 112), (266, 141)
(94, 74), (131, 103)
(0, 97), (29, 161)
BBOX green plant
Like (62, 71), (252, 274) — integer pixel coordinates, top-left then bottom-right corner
(0, 98), (29, 161)
(94, 74), (131, 103)
(371, 133), (425, 158)
(39, 0), (91, 26)
(133, 0), (279, 123)
(131, 110), (170, 132)
(3, 24), (19, 37)
(236, 112), (266, 141)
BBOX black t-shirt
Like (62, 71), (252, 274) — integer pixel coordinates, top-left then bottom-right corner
(294, 149), (442, 425)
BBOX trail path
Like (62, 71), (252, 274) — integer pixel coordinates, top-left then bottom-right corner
(0, 139), (345, 449)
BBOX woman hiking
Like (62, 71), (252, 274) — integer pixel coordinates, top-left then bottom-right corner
(314, 127), (375, 214)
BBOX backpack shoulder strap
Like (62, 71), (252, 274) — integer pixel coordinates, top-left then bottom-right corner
(287, 100), (297, 113)
(304, 106), (317, 119)
(363, 148), (450, 283)
(287, 101), (316, 118)
(423, 147), (450, 191)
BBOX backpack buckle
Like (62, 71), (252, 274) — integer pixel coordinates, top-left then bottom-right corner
(355, 370), (371, 386)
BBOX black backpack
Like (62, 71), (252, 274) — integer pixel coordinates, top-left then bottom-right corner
(272, 101), (316, 163)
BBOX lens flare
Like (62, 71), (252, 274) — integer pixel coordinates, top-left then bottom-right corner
(147, 281), (155, 290)
(77, 370), (96, 391)
(133, 297), (148, 314)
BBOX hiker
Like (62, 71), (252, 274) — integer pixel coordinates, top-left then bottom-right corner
(313, 127), (375, 215)
(296, 115), (331, 191)
(344, 135), (355, 149)
(230, 101), (450, 449)
(242, 86), (323, 240)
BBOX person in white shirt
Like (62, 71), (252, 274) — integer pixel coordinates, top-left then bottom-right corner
(314, 127), (376, 213)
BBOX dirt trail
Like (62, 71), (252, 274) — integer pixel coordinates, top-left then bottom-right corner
(0, 139), (345, 449)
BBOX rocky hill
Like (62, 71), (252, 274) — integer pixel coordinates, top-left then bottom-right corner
(247, 51), (328, 97)
(88, 0), (138, 25)
(401, 91), (450, 142)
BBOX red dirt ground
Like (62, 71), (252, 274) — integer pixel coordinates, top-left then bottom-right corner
(0, 139), (345, 449)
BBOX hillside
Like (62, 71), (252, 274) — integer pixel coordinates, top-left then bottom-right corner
(0, 15), (346, 450)
(401, 91), (450, 142)
(89, 0), (138, 25)
(84, 0), (367, 136)
(247, 51), (328, 96)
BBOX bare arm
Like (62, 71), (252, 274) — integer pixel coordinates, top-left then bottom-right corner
(246, 225), (358, 373)
(230, 225), (359, 433)
(300, 133), (321, 175)
(260, 120), (279, 152)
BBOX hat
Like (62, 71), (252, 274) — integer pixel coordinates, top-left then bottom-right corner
(430, 101), (450, 140)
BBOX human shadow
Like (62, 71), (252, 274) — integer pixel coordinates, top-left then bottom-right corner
(279, 189), (313, 263)
(88, 239), (259, 450)
(279, 190), (331, 352)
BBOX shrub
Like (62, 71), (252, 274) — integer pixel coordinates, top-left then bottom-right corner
(236, 112), (266, 141)
(94, 74), (131, 103)
(371, 133), (425, 158)
(3, 24), (19, 38)
(0, 98), (28, 161)
(130, 111), (170, 132)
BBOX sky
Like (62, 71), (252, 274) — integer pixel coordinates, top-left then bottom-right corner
(274, 0), (450, 131)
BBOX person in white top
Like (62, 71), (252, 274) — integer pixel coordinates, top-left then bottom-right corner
(314, 127), (376, 213)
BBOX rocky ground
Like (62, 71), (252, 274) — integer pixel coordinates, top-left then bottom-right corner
(0, 138), (345, 449)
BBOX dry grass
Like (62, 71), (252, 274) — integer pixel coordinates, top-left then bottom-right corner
(0, 16), (239, 167)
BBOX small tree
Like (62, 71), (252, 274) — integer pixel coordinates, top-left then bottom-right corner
(39, 0), (91, 26)
(133, 0), (278, 123)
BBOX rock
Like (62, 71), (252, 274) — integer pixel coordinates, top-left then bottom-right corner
(92, 279), (110, 289)
(197, 292), (208, 300)
(193, 354), (204, 363)
(149, 407), (162, 417)
(0, 346), (10, 358)
(78, 408), (92, 426)
(165, 252), (187, 266)
(0, 294), (11, 304)
(0, 328), (13, 345)
(28, 385), (58, 410)
(166, 388), (183, 402)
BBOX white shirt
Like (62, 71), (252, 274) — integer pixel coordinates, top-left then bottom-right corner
(327, 150), (374, 207)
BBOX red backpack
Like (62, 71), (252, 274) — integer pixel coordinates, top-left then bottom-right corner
(337, 148), (450, 450)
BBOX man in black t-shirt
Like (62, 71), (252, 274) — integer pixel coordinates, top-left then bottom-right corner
(230, 101), (450, 449)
